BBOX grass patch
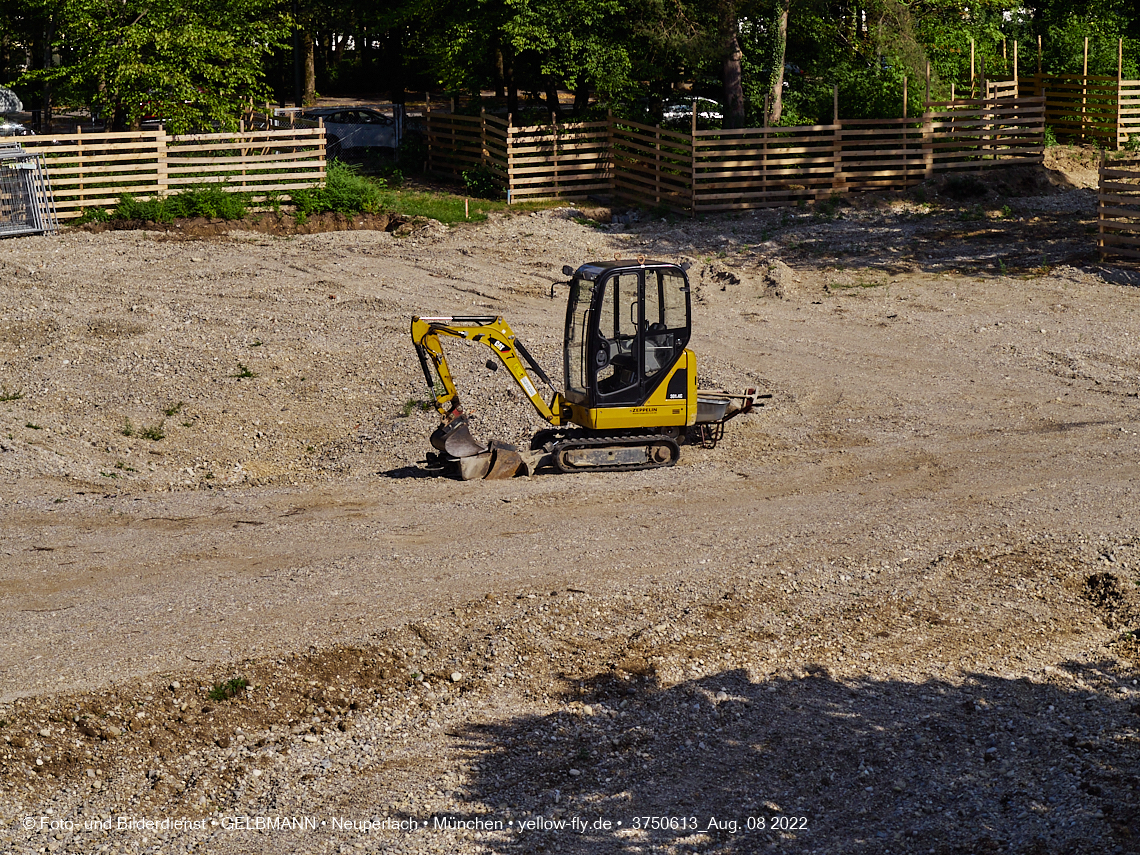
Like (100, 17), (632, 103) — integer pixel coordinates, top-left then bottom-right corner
(121, 418), (135, 437)
(378, 188), (557, 225)
(25, 422), (41, 430)
(207, 677), (248, 702)
(162, 401), (184, 417)
(139, 422), (166, 441)
(571, 215), (603, 229)
(232, 362), (258, 379)
(400, 398), (435, 417)
(0, 385), (24, 402)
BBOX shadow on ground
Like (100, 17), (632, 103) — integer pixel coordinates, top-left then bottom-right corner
(440, 662), (1139, 854)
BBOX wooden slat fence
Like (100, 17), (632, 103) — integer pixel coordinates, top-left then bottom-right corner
(692, 124), (837, 213)
(925, 97), (1044, 170)
(422, 97), (1043, 215)
(986, 80), (1020, 100)
(507, 120), (609, 201)
(1098, 156), (1140, 261)
(21, 127), (325, 220)
(836, 118), (927, 192)
(424, 112), (499, 182)
(1019, 74), (1139, 148)
(1122, 81), (1140, 148)
(611, 119), (693, 212)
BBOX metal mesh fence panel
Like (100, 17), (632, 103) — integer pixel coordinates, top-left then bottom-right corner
(0, 143), (59, 238)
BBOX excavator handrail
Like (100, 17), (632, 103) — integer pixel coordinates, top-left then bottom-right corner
(410, 315), (567, 427)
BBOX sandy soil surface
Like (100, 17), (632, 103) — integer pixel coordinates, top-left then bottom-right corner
(2, 151), (1140, 854)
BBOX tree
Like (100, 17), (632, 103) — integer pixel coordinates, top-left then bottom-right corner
(22, 0), (290, 132)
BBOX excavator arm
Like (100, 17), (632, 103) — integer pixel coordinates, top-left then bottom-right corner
(410, 315), (568, 458)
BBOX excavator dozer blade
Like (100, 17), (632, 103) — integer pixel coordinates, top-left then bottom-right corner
(485, 445), (523, 480)
(430, 414), (487, 459)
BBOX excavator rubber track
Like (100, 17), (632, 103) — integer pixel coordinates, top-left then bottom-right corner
(545, 430), (682, 474)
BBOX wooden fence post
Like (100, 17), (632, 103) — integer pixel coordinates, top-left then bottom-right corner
(1082, 37), (1089, 146)
(1119, 38), (1125, 149)
(970, 38), (975, 95)
(654, 125), (661, 205)
(1037, 35), (1042, 75)
(922, 99), (934, 181)
(239, 119), (248, 193)
(903, 76), (908, 118)
(506, 113), (514, 205)
(1013, 41), (1019, 96)
(156, 129), (169, 199)
(480, 109), (488, 168)
(425, 91), (431, 174)
(1098, 150), (1105, 261)
(75, 125), (84, 209)
(690, 100), (697, 216)
(832, 85), (843, 197)
(552, 116), (560, 197)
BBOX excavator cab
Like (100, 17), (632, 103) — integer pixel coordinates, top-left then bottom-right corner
(562, 260), (691, 412)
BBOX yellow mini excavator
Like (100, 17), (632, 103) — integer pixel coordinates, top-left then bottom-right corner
(410, 258), (764, 479)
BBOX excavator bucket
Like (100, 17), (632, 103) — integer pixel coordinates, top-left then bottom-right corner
(429, 414), (486, 459)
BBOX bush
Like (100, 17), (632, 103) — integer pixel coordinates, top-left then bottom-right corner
(84, 185), (251, 225)
(291, 160), (385, 216)
(462, 165), (501, 199)
(164, 185), (248, 220)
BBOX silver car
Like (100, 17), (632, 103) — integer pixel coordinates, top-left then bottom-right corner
(301, 107), (401, 157)
(0, 119), (31, 137)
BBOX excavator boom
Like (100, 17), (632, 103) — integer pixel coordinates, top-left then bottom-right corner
(410, 315), (567, 459)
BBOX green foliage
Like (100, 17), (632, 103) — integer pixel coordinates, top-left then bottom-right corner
(291, 161), (384, 215)
(0, 385), (24, 402)
(18, 0), (290, 134)
(400, 398), (434, 417)
(164, 186), (249, 220)
(1044, 125), (1059, 147)
(83, 186), (251, 224)
(461, 165), (501, 199)
(139, 421), (166, 441)
(207, 677), (248, 701)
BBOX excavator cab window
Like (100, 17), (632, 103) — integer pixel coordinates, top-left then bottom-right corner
(563, 277), (593, 404)
(567, 264), (691, 409)
(594, 272), (641, 401)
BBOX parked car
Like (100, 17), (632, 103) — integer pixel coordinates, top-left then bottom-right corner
(662, 97), (723, 123)
(300, 107), (401, 157)
(0, 119), (31, 137)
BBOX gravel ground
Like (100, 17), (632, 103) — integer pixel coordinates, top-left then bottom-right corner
(3, 150), (1140, 854)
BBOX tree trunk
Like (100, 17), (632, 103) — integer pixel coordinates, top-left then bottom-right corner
(495, 46), (506, 98)
(545, 80), (563, 119)
(505, 52), (517, 117)
(768, 0), (790, 124)
(723, 31), (745, 128)
(573, 82), (590, 115)
(303, 32), (317, 104)
(386, 30), (405, 105)
(112, 101), (127, 133)
(41, 17), (53, 131)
